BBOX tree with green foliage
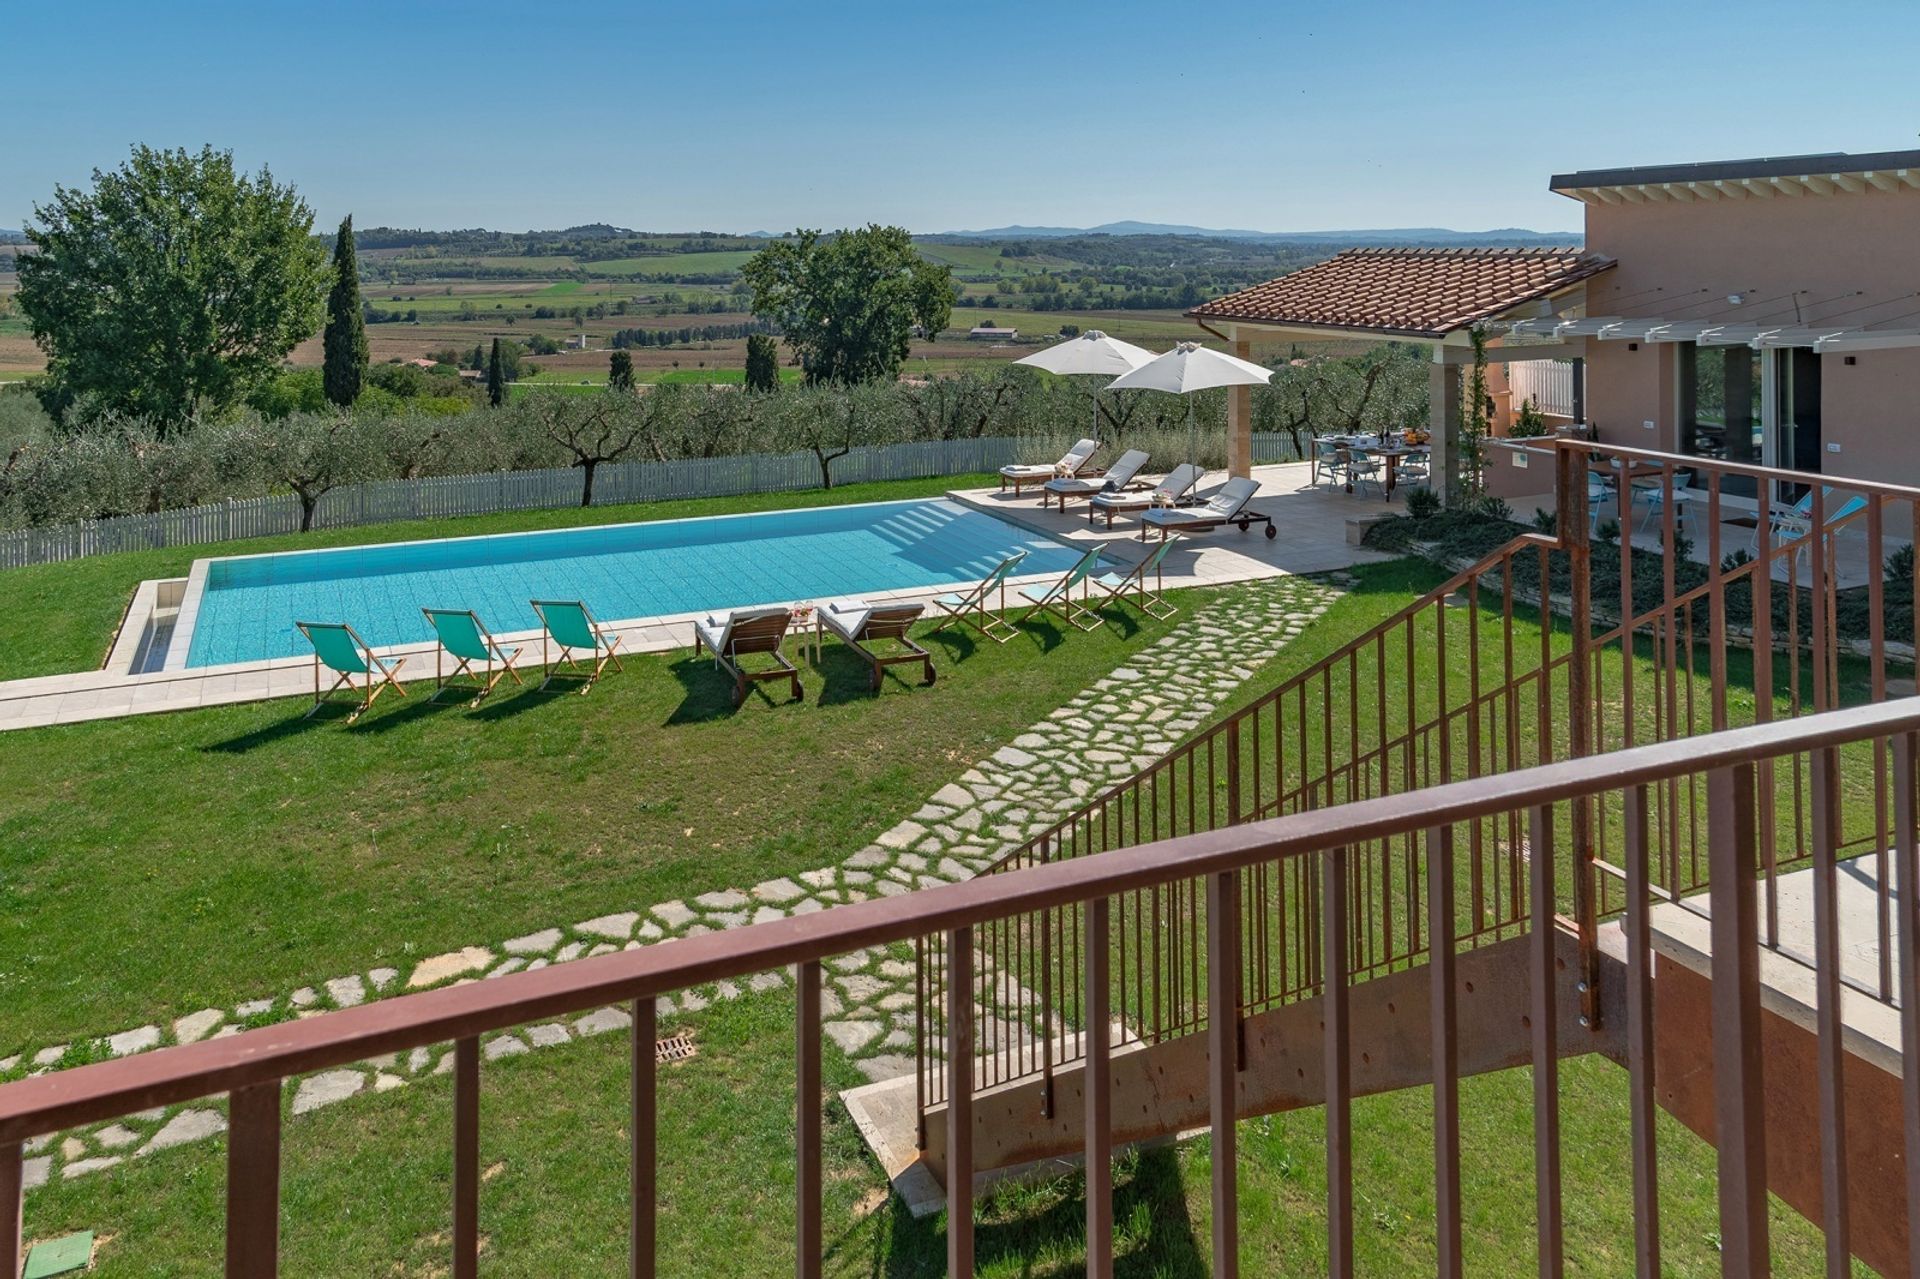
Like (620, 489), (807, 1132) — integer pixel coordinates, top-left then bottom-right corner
(608, 350), (635, 393)
(740, 225), (952, 385)
(487, 338), (506, 407)
(322, 215), (369, 408)
(743, 334), (780, 393)
(17, 145), (326, 427)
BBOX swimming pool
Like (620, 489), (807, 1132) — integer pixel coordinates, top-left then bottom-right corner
(175, 498), (1086, 668)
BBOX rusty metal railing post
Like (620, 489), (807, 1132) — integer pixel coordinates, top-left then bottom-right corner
(1226, 718), (1243, 824)
(1555, 442), (1602, 1031)
(797, 962), (823, 1279)
(453, 1037), (480, 1279)
(1623, 785), (1660, 1279)
(1322, 846), (1353, 1279)
(1707, 764), (1768, 1275)
(1527, 806), (1565, 1276)
(1426, 825), (1463, 1279)
(226, 1080), (282, 1278)
(1206, 870), (1240, 1279)
(945, 925), (975, 1278)
(1895, 731), (1920, 1279)
(632, 997), (657, 1279)
(1809, 747), (1851, 1276)
(0, 1141), (18, 1279)
(1084, 896), (1113, 1279)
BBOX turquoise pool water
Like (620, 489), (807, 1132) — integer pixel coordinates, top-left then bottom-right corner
(181, 499), (1085, 668)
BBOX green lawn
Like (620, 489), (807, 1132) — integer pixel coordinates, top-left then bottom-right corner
(2, 541), (1863, 1272)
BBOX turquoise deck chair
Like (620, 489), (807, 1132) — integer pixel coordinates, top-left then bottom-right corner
(1090, 533), (1181, 620)
(1016, 545), (1105, 632)
(422, 608), (524, 705)
(530, 599), (624, 693)
(295, 621), (408, 722)
(930, 550), (1028, 644)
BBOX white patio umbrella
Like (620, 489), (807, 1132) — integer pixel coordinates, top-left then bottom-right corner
(1014, 329), (1156, 377)
(1014, 330), (1157, 443)
(1106, 341), (1273, 468)
(1105, 341), (1273, 394)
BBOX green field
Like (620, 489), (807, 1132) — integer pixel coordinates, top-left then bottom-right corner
(583, 249), (761, 276)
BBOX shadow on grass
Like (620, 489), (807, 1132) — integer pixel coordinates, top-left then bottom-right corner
(465, 681), (579, 722)
(202, 709), (331, 754)
(867, 1146), (1205, 1277)
(347, 691), (473, 735)
(925, 627), (981, 666)
(808, 642), (937, 707)
(664, 654), (801, 724)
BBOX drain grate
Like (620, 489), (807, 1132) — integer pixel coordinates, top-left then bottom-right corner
(655, 1032), (697, 1064)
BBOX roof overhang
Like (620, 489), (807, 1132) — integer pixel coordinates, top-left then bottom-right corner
(1499, 314), (1920, 353)
(1552, 148), (1920, 205)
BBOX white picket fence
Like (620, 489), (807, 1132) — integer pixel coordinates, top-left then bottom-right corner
(1506, 359), (1578, 419)
(0, 433), (1308, 570)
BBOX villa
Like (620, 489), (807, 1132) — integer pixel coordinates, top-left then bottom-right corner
(5, 150), (1920, 1279)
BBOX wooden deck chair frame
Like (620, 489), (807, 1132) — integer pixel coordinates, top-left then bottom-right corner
(930, 552), (1026, 645)
(295, 621), (408, 723)
(530, 599), (625, 693)
(1093, 536), (1180, 620)
(1017, 546), (1104, 632)
(695, 608), (802, 706)
(823, 602), (935, 691)
(422, 608), (525, 706)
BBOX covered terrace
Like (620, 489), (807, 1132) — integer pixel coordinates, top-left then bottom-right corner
(1189, 246), (1615, 500)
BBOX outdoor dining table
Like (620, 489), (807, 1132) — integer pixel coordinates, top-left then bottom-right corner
(1322, 437), (1428, 497)
(1355, 443), (1429, 496)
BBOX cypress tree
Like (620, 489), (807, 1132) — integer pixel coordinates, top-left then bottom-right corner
(744, 333), (780, 392)
(608, 350), (635, 393)
(321, 215), (369, 407)
(486, 337), (506, 407)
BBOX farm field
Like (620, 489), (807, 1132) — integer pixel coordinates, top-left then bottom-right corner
(0, 229), (1375, 381)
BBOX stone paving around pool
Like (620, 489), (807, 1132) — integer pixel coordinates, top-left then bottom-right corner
(6, 575), (1343, 1194)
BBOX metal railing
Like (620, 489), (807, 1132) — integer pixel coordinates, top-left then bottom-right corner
(917, 440), (1919, 1110)
(4, 700), (1917, 1276)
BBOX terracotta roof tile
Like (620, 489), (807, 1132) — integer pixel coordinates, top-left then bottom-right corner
(1189, 247), (1614, 339)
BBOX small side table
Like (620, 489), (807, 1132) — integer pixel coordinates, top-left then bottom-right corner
(790, 602), (818, 662)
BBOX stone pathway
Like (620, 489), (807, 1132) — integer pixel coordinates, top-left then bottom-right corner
(6, 575), (1342, 1194)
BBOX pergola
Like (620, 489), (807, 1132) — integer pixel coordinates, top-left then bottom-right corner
(1186, 247), (1615, 497)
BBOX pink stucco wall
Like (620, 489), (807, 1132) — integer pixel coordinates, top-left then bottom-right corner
(1579, 184), (1920, 487)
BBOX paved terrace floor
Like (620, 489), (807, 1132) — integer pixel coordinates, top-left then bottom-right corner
(0, 461), (1398, 732)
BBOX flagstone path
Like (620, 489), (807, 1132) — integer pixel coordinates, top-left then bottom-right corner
(8, 575), (1343, 1193)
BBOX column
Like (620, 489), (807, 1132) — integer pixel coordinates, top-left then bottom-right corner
(1229, 337), (1254, 480)
(1430, 351), (1464, 505)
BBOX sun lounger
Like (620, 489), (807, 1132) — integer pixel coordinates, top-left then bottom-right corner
(421, 608), (524, 705)
(820, 600), (934, 690)
(295, 621), (407, 722)
(694, 605), (801, 705)
(1042, 448), (1150, 510)
(1016, 545), (1105, 631)
(1088, 463), (1205, 528)
(1140, 476), (1274, 541)
(530, 599), (624, 693)
(999, 438), (1100, 496)
(930, 550), (1028, 644)
(1090, 534), (1180, 619)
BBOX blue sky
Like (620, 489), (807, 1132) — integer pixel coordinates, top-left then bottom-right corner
(5, 1), (1918, 237)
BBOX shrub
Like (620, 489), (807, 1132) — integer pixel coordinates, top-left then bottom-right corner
(1405, 486), (1441, 519)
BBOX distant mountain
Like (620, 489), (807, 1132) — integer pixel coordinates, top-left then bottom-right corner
(933, 221), (1574, 246)
(0, 228), (24, 242)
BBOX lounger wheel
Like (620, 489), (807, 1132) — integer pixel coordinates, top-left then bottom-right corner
(1264, 523), (1277, 539)
(1235, 518), (1249, 532)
